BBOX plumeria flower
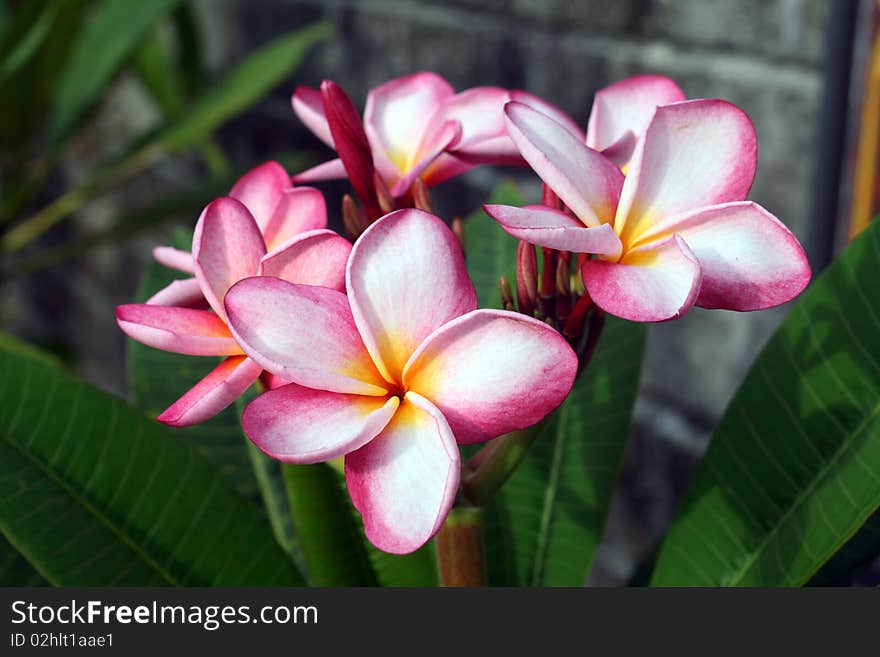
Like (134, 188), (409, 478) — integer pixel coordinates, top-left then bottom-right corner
(485, 100), (811, 322)
(116, 195), (351, 426)
(148, 161), (328, 307)
(223, 209), (577, 553)
(464, 74), (686, 174)
(584, 74), (685, 171)
(291, 72), (576, 198)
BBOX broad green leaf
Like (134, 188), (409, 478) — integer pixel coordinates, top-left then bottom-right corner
(0, 336), (304, 585)
(2, 22), (329, 253)
(126, 229), (260, 501)
(484, 317), (646, 585)
(464, 181), (524, 308)
(283, 463), (378, 586)
(651, 220), (880, 586)
(0, 534), (47, 586)
(48, 0), (181, 143)
(809, 510), (880, 585)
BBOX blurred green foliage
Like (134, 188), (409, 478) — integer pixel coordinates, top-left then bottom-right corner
(0, 0), (329, 272)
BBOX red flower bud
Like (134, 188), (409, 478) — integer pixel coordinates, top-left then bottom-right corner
(516, 241), (538, 317)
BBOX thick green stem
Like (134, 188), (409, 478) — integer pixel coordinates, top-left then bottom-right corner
(461, 423), (543, 506)
(435, 507), (486, 587)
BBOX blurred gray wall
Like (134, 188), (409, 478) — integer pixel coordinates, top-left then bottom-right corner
(10, 0), (834, 584)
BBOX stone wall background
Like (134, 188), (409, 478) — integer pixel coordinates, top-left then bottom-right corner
(5, 0), (840, 584)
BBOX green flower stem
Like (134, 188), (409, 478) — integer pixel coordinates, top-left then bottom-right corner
(1, 145), (163, 254)
(461, 423), (543, 506)
(435, 507), (486, 587)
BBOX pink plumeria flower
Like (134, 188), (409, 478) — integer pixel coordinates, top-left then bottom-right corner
(485, 100), (811, 322)
(584, 74), (686, 171)
(116, 195), (351, 426)
(148, 161), (329, 307)
(454, 74), (685, 175)
(223, 209), (577, 553)
(291, 72), (576, 197)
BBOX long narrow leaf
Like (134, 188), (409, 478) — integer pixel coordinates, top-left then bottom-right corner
(0, 2), (56, 81)
(2, 22), (329, 253)
(0, 533), (47, 586)
(48, 0), (181, 143)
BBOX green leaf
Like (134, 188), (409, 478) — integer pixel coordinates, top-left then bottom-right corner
(484, 317), (646, 585)
(808, 510), (880, 585)
(283, 463), (378, 586)
(0, 336), (304, 585)
(651, 220), (880, 586)
(133, 25), (230, 177)
(156, 21), (330, 152)
(464, 181), (525, 308)
(126, 229), (260, 501)
(0, 534), (47, 586)
(0, 0), (86, 218)
(133, 25), (185, 117)
(48, 0), (181, 144)
(0, 2), (56, 82)
(170, 3), (203, 95)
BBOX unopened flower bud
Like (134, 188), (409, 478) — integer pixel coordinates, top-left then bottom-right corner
(412, 178), (433, 213)
(540, 248), (557, 300)
(539, 247), (557, 320)
(541, 184), (560, 209)
(499, 276), (515, 312)
(342, 194), (366, 239)
(374, 171), (396, 216)
(451, 216), (465, 255)
(563, 291), (593, 342)
(516, 241), (538, 317)
(571, 263), (586, 296)
(556, 254), (572, 323)
(556, 253), (571, 297)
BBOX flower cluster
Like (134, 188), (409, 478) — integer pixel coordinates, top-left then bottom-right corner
(117, 72), (810, 553)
